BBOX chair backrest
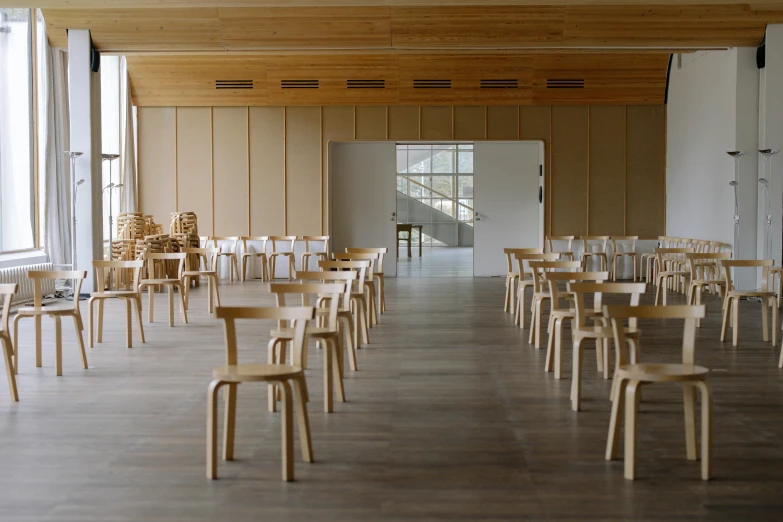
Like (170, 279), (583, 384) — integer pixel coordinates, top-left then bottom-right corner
(269, 236), (297, 253)
(295, 270), (358, 309)
(215, 306), (315, 367)
(143, 252), (186, 280)
(28, 270), (86, 310)
(182, 247), (220, 272)
(0, 283), (17, 333)
(603, 304), (705, 366)
(528, 260), (581, 294)
(722, 259), (773, 291)
(544, 271), (609, 312)
(503, 247), (543, 273)
(318, 260), (370, 293)
(655, 247), (694, 272)
(301, 236), (330, 255)
(92, 260), (144, 292)
(513, 253), (560, 280)
(332, 252), (378, 281)
(581, 236), (609, 253)
(684, 252), (731, 280)
(208, 236), (239, 253)
(611, 236), (638, 253)
(346, 247), (388, 274)
(270, 282), (346, 331)
(545, 236), (574, 255)
(568, 281), (646, 330)
(240, 236), (268, 256)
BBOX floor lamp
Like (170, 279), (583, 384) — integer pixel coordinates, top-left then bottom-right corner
(759, 149), (780, 263)
(64, 151), (84, 299)
(101, 153), (121, 253)
(727, 151), (746, 262)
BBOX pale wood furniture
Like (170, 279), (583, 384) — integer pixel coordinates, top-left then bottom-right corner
(721, 260), (777, 347)
(182, 248), (222, 313)
(88, 260), (145, 349)
(333, 252), (380, 327)
(545, 236), (575, 261)
(503, 247), (543, 314)
(513, 252), (560, 329)
(170, 211), (198, 235)
(610, 236), (638, 281)
(685, 252), (730, 327)
(319, 260), (371, 348)
(0, 284), (18, 401)
(527, 260), (581, 349)
(653, 248), (694, 305)
(269, 283), (347, 413)
(269, 236), (298, 280)
(640, 236), (665, 283)
(240, 236), (270, 282)
(397, 223), (423, 257)
(770, 266), (783, 308)
(208, 236), (241, 282)
(543, 271), (609, 379)
(300, 236), (330, 272)
(346, 247), (388, 315)
(603, 304), (711, 480)
(568, 281), (645, 412)
(207, 306), (314, 481)
(580, 236), (609, 271)
(138, 252), (188, 327)
(13, 271), (88, 377)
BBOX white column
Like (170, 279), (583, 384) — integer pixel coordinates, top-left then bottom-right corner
(760, 25), (783, 268)
(67, 29), (102, 294)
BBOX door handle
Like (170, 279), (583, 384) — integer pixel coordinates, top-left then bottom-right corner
(538, 186), (543, 204)
(391, 212), (396, 222)
(475, 211), (481, 222)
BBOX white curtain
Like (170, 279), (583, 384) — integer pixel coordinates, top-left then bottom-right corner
(41, 23), (71, 267)
(119, 56), (137, 212)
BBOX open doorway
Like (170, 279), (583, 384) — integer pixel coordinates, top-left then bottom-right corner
(396, 143), (473, 277)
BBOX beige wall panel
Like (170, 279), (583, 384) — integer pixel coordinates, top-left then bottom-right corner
(355, 106), (387, 140)
(588, 106), (625, 236)
(249, 107), (285, 236)
(518, 105), (551, 234)
(487, 106), (519, 140)
(322, 106), (355, 234)
(213, 107), (249, 236)
(286, 106), (322, 236)
(138, 107), (176, 226)
(176, 107), (213, 236)
(388, 106), (419, 140)
(551, 106), (588, 236)
(454, 106), (486, 140)
(420, 106), (453, 140)
(626, 105), (666, 238)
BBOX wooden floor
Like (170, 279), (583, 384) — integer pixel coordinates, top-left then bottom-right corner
(3, 261), (783, 521)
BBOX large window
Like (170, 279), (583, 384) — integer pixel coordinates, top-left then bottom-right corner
(0, 8), (35, 252)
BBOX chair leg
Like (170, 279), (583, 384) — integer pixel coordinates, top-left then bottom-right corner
(178, 284), (189, 324)
(612, 256), (617, 281)
(606, 377), (627, 460)
(341, 316), (357, 371)
(34, 315), (42, 368)
(277, 380), (295, 481)
(269, 257), (276, 280)
(545, 316), (555, 372)
(97, 299), (104, 343)
(147, 285), (154, 323)
(762, 297), (770, 342)
(771, 299), (778, 346)
(554, 318), (564, 379)
(293, 376), (313, 462)
(125, 298), (133, 348)
(268, 338), (282, 412)
(571, 338), (584, 412)
(212, 275), (221, 309)
(0, 334), (18, 401)
(223, 383), (237, 460)
(684, 384), (698, 461)
(720, 296), (731, 341)
(166, 284), (175, 327)
(54, 316), (63, 377)
(330, 338), (345, 403)
(323, 338), (334, 413)
(72, 315), (88, 370)
(732, 297), (739, 346)
(133, 297), (145, 343)
(696, 380), (713, 480)
(624, 380), (642, 480)
(12, 315), (22, 374)
(288, 256), (294, 281)
(88, 298), (95, 348)
(206, 379), (223, 479)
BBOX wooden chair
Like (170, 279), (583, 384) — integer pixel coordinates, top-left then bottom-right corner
(319, 260), (371, 348)
(208, 237), (240, 282)
(300, 236), (330, 272)
(13, 271), (88, 377)
(603, 304), (711, 480)
(653, 248), (694, 305)
(640, 236), (664, 283)
(720, 260), (777, 347)
(88, 260), (145, 349)
(0, 284), (19, 401)
(333, 252), (380, 327)
(685, 252), (730, 327)
(269, 283), (347, 413)
(543, 271), (609, 379)
(503, 248), (543, 314)
(269, 236), (297, 280)
(138, 253), (188, 327)
(181, 248), (221, 313)
(346, 247), (388, 315)
(513, 253), (560, 329)
(610, 236), (638, 281)
(580, 236), (610, 271)
(397, 224), (413, 258)
(240, 236), (269, 282)
(207, 306), (314, 481)
(527, 260), (581, 349)
(568, 281), (646, 412)
(545, 236), (575, 261)
(770, 266), (783, 308)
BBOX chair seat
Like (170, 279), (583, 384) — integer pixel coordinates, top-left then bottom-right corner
(212, 363), (303, 383)
(183, 270), (216, 277)
(17, 304), (76, 316)
(217, 252), (237, 257)
(271, 327), (338, 339)
(271, 252), (294, 257)
(577, 325), (640, 339)
(691, 279), (726, 286)
(727, 290), (775, 297)
(140, 279), (181, 285)
(90, 291), (138, 298)
(659, 270), (689, 276)
(616, 363), (709, 383)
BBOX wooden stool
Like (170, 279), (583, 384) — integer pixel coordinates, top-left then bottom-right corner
(580, 236), (610, 272)
(88, 260), (145, 349)
(207, 306), (314, 481)
(269, 236), (297, 280)
(0, 284), (19, 401)
(603, 304), (711, 480)
(300, 236), (330, 272)
(720, 259), (777, 347)
(346, 247), (388, 315)
(503, 248), (543, 314)
(610, 236), (638, 281)
(182, 248), (222, 313)
(13, 271), (88, 377)
(138, 253), (188, 327)
(240, 236), (269, 282)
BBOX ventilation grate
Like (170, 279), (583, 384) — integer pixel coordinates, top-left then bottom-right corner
(480, 79), (518, 89)
(281, 79), (319, 89)
(413, 79), (451, 89)
(347, 79), (386, 89)
(546, 79), (585, 89)
(215, 79), (253, 90)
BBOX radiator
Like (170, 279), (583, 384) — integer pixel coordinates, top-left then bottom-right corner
(0, 263), (56, 305)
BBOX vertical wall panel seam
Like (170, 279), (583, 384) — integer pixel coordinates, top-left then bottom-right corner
(210, 107), (214, 235)
(451, 106), (455, 139)
(320, 106), (324, 235)
(586, 106), (590, 236)
(418, 106), (421, 139)
(385, 106), (389, 140)
(283, 106), (288, 235)
(484, 106), (488, 140)
(246, 106), (251, 236)
(353, 106), (357, 140)
(174, 107), (178, 212)
(624, 106), (628, 236)
(548, 106), (553, 237)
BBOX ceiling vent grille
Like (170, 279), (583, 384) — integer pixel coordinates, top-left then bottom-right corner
(414, 79), (451, 89)
(281, 79), (319, 89)
(215, 79), (253, 90)
(546, 79), (585, 89)
(480, 79), (518, 89)
(347, 79), (386, 89)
